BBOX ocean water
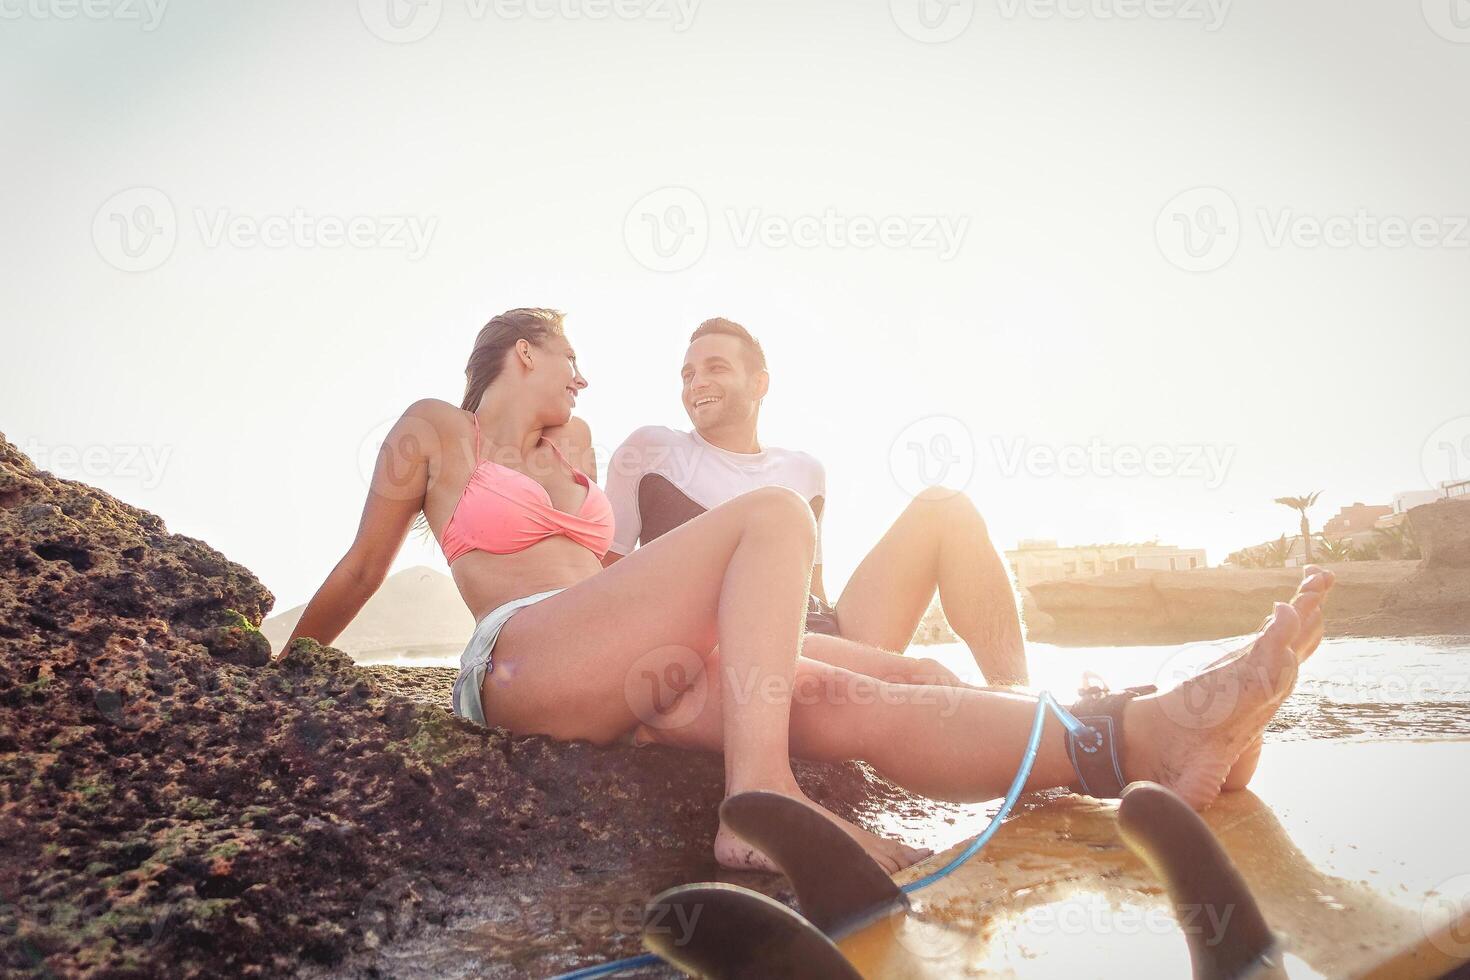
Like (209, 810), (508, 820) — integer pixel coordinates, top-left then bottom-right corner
(371, 634), (1470, 744)
(924, 634), (1470, 744)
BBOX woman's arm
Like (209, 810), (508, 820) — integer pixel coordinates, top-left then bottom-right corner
(280, 402), (441, 655)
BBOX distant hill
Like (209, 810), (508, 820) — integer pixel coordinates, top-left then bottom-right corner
(262, 565), (474, 662)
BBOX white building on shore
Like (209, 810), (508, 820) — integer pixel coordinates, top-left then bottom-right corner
(1005, 539), (1207, 589)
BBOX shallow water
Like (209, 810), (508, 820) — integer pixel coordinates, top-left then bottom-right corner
(928, 634), (1470, 744)
(367, 634), (1470, 745)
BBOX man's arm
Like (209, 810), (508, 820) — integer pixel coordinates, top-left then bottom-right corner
(809, 564), (828, 605)
(601, 427), (652, 564)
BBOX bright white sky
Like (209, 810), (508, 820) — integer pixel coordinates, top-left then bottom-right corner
(4, 0), (1467, 613)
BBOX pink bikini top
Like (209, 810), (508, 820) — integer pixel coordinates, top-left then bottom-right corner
(440, 415), (615, 563)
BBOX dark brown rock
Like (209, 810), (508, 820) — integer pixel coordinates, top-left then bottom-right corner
(0, 434), (932, 978)
(1337, 498), (1470, 637)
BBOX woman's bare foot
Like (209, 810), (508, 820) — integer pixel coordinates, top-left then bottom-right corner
(1221, 566), (1335, 790)
(713, 786), (931, 874)
(1121, 584), (1323, 811)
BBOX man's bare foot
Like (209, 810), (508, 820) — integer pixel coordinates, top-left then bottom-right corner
(713, 787), (931, 874)
(1121, 585), (1322, 811)
(1222, 566), (1335, 790)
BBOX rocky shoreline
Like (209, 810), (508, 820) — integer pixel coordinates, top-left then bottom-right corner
(0, 435), (940, 978)
(1022, 499), (1470, 646)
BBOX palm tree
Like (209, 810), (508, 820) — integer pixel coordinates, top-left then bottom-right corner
(1316, 535), (1355, 563)
(1262, 534), (1291, 568)
(1275, 492), (1322, 565)
(1373, 522), (1422, 562)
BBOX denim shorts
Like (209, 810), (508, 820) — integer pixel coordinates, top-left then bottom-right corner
(451, 589), (565, 728)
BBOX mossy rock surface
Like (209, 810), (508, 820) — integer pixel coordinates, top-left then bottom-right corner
(0, 434), (927, 977)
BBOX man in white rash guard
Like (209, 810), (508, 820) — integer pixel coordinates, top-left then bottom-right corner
(602, 318), (1028, 687)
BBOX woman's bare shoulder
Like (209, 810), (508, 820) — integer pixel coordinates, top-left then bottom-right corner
(402, 397), (463, 422)
(545, 415), (593, 449)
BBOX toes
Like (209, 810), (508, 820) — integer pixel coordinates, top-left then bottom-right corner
(1290, 586), (1325, 619)
(1255, 603), (1301, 696)
(1300, 566), (1336, 595)
(1263, 601), (1301, 642)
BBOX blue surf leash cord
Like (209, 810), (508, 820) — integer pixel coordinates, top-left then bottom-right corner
(550, 691), (1093, 979)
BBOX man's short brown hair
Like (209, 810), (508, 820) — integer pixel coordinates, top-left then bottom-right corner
(690, 317), (767, 373)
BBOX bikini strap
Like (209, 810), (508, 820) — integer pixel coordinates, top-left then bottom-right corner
(539, 436), (585, 479)
(470, 413), (482, 458)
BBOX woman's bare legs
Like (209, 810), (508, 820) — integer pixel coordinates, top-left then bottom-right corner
(640, 569), (1334, 811)
(483, 486), (928, 872)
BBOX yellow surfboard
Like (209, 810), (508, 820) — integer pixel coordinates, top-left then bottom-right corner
(648, 740), (1470, 978)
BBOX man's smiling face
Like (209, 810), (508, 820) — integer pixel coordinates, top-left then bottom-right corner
(681, 333), (766, 435)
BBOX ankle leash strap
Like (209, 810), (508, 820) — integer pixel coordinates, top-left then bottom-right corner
(1064, 684), (1157, 799)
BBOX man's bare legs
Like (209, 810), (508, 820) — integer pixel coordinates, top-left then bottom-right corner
(641, 569), (1332, 813)
(834, 488), (1028, 686)
(798, 632), (970, 688)
(1223, 565), (1334, 789)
